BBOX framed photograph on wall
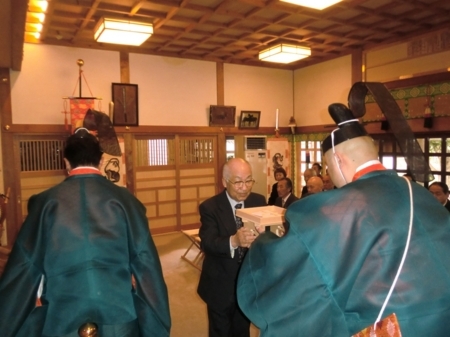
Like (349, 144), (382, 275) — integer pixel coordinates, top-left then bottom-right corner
(209, 105), (236, 126)
(239, 111), (261, 129)
(112, 83), (139, 126)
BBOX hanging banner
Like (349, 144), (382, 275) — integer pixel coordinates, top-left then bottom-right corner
(266, 137), (290, 198)
(69, 99), (126, 187)
(69, 98), (95, 131)
(100, 136), (126, 187)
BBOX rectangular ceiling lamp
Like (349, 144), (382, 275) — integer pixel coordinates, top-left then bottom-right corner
(28, 0), (48, 12)
(259, 44), (311, 64)
(94, 18), (153, 46)
(280, 0), (342, 10)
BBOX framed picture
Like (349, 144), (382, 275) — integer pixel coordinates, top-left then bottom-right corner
(209, 105), (236, 126)
(112, 83), (138, 126)
(239, 111), (261, 129)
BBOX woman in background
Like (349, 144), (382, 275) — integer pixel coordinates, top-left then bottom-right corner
(268, 167), (287, 205)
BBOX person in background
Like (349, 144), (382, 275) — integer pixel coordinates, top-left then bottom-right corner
(197, 158), (266, 337)
(237, 103), (450, 337)
(428, 181), (450, 212)
(275, 177), (298, 234)
(275, 178), (298, 209)
(312, 162), (322, 177)
(268, 167), (287, 205)
(303, 176), (323, 197)
(300, 168), (317, 197)
(0, 128), (170, 337)
(322, 174), (335, 191)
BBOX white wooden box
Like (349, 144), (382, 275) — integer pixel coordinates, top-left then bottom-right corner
(236, 205), (286, 226)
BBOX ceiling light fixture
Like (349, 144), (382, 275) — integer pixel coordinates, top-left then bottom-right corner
(279, 0), (343, 10)
(259, 44), (311, 64)
(25, 0), (48, 42)
(94, 18), (153, 46)
(29, 0), (48, 12)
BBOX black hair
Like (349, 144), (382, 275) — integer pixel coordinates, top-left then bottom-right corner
(274, 167), (287, 178)
(312, 162), (322, 170)
(279, 177), (293, 191)
(64, 128), (103, 169)
(429, 181), (449, 194)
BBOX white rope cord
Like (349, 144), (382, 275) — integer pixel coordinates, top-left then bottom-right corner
(330, 118), (360, 185)
(374, 176), (413, 329)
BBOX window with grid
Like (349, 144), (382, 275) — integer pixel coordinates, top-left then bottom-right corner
(20, 139), (66, 172)
(374, 134), (450, 187)
(179, 138), (214, 164)
(226, 136), (235, 160)
(299, 140), (322, 185)
(135, 138), (175, 167)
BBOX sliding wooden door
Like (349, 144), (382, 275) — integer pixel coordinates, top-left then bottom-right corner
(134, 135), (218, 234)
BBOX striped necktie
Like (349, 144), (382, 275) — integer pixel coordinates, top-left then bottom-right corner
(235, 203), (246, 263)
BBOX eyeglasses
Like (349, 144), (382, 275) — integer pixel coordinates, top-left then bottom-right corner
(227, 179), (255, 188)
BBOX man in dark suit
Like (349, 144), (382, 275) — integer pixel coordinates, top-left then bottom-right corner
(428, 181), (450, 212)
(275, 178), (298, 234)
(274, 177), (298, 209)
(198, 157), (266, 337)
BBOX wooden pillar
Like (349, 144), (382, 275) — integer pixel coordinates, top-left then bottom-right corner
(216, 62), (224, 105)
(120, 51), (130, 84)
(351, 49), (363, 85)
(0, 68), (19, 245)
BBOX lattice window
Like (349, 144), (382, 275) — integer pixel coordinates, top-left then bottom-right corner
(180, 138), (214, 164)
(20, 140), (65, 172)
(299, 140), (322, 183)
(374, 134), (450, 187)
(226, 136), (235, 160)
(135, 138), (175, 167)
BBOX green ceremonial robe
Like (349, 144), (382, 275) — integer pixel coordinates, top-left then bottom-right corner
(0, 173), (171, 337)
(237, 170), (450, 336)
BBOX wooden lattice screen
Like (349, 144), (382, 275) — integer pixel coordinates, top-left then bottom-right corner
(20, 139), (66, 172)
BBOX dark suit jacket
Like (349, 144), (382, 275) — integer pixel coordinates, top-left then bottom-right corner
(197, 190), (266, 309)
(268, 183), (278, 205)
(301, 185), (308, 198)
(274, 194), (299, 209)
(274, 194), (299, 233)
(445, 200), (450, 212)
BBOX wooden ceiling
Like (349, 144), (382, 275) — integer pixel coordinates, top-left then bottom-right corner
(17, 0), (450, 70)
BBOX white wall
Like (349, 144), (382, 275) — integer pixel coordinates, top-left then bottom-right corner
(11, 44), (120, 124)
(11, 44), (350, 129)
(130, 54), (216, 126)
(224, 64), (293, 128)
(10, 43), (450, 129)
(366, 43), (450, 82)
(294, 55), (352, 126)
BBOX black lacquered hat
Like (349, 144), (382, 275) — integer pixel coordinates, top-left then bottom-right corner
(321, 82), (433, 183)
(321, 103), (367, 154)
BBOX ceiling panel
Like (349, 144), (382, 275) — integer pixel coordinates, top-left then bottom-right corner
(15, 0), (449, 70)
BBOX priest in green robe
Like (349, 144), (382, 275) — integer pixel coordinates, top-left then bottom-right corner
(237, 103), (450, 336)
(0, 128), (171, 337)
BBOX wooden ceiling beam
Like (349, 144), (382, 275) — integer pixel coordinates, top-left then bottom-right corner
(10, 0), (28, 71)
(71, 0), (102, 42)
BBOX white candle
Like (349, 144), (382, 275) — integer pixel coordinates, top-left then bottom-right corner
(275, 109), (279, 129)
(109, 101), (114, 119)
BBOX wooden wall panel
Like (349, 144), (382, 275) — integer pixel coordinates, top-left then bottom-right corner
(20, 172), (66, 218)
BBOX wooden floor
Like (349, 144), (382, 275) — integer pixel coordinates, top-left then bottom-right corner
(154, 231), (260, 337)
